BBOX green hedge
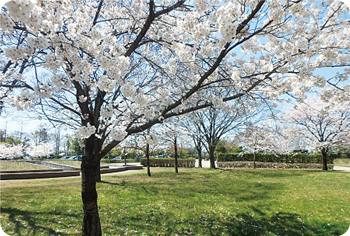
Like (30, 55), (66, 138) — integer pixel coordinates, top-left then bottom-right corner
(217, 161), (334, 169)
(102, 159), (135, 163)
(217, 153), (338, 164)
(140, 158), (195, 168)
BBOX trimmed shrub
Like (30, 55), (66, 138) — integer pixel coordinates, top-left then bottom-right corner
(102, 159), (135, 163)
(217, 161), (334, 170)
(217, 153), (338, 164)
(140, 158), (195, 168)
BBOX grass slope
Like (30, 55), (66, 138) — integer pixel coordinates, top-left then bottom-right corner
(0, 168), (349, 235)
(0, 161), (53, 171)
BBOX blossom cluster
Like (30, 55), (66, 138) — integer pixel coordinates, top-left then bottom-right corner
(0, 0), (349, 149)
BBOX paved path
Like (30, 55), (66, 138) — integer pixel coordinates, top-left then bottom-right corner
(195, 160), (214, 168)
(333, 166), (350, 172)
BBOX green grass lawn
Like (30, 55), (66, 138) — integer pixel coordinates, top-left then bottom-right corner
(0, 168), (349, 235)
(46, 159), (82, 168)
(0, 161), (53, 171)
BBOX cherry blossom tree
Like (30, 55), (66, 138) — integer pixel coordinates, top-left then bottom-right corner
(1, 0), (350, 234)
(238, 125), (274, 168)
(162, 118), (187, 173)
(130, 128), (161, 176)
(181, 116), (205, 167)
(0, 143), (24, 159)
(185, 102), (260, 168)
(26, 142), (53, 158)
(284, 96), (350, 170)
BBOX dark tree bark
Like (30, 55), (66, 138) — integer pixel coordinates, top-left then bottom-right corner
(96, 161), (101, 182)
(196, 146), (202, 168)
(146, 143), (151, 176)
(81, 160), (101, 236)
(321, 147), (328, 171)
(208, 145), (216, 169)
(253, 153), (256, 169)
(81, 135), (103, 235)
(174, 136), (179, 173)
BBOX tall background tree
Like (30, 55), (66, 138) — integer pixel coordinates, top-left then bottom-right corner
(182, 117), (205, 167)
(187, 104), (258, 168)
(283, 95), (350, 170)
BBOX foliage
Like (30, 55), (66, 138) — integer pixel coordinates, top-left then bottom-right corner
(71, 138), (83, 156)
(101, 159), (135, 164)
(0, 143), (25, 159)
(334, 158), (350, 167)
(217, 152), (338, 164)
(140, 158), (195, 167)
(217, 161), (333, 169)
(1, 168), (349, 235)
(25, 143), (53, 159)
(215, 140), (243, 154)
(283, 96), (350, 151)
(5, 136), (27, 146)
(1, 0), (350, 232)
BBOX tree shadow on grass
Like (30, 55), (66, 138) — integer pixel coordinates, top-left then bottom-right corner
(173, 207), (345, 236)
(100, 180), (126, 186)
(223, 210), (344, 236)
(1, 206), (81, 236)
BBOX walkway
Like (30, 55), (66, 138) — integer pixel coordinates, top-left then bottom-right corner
(333, 166), (350, 172)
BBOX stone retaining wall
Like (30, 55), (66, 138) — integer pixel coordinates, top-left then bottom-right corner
(0, 170), (80, 180)
(0, 165), (143, 180)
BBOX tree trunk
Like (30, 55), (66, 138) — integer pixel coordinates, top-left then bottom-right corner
(321, 147), (328, 171)
(96, 161), (101, 182)
(253, 153), (256, 169)
(196, 147), (202, 168)
(209, 146), (216, 169)
(81, 160), (102, 236)
(174, 137), (179, 173)
(146, 143), (151, 177)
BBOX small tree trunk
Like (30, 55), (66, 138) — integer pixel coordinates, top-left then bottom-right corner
(174, 137), (179, 173)
(96, 161), (101, 182)
(197, 147), (202, 168)
(321, 147), (328, 171)
(146, 143), (151, 177)
(81, 160), (101, 236)
(209, 146), (216, 169)
(253, 153), (256, 169)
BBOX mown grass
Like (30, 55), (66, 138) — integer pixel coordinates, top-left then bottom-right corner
(0, 168), (349, 235)
(0, 161), (52, 171)
(46, 159), (82, 168)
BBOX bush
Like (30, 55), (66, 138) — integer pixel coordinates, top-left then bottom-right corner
(217, 153), (338, 164)
(102, 159), (135, 163)
(140, 158), (195, 168)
